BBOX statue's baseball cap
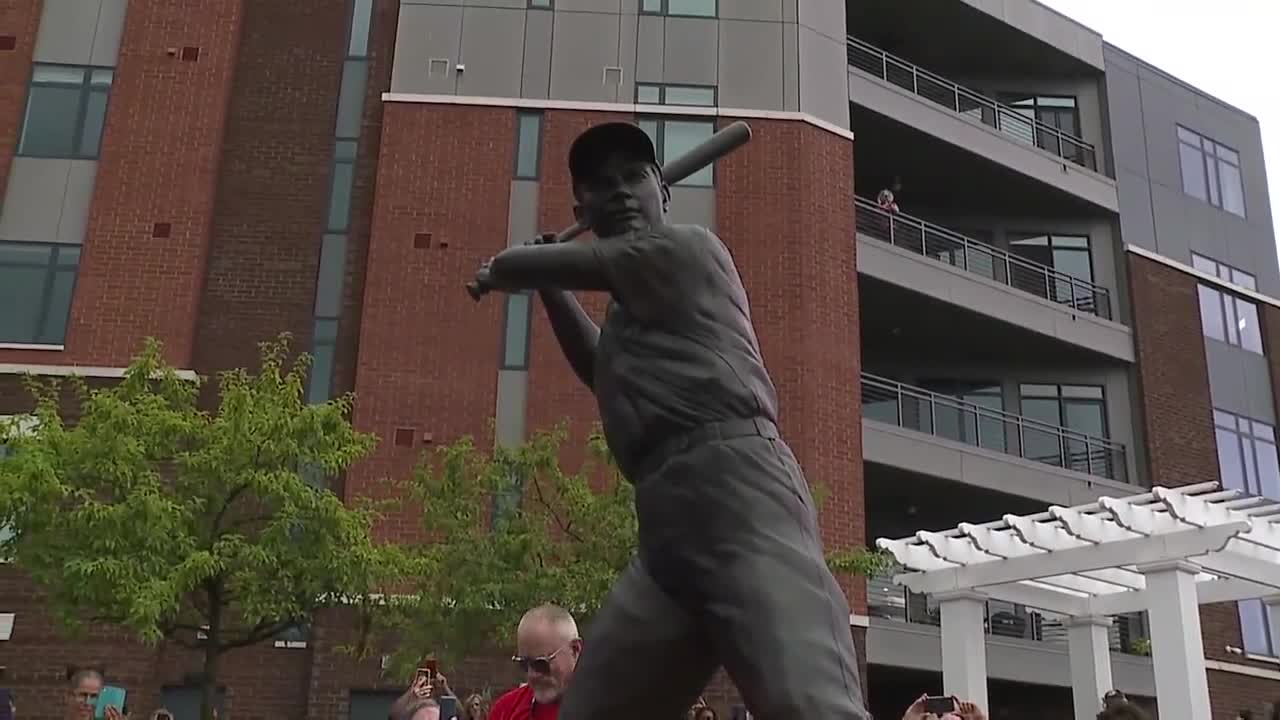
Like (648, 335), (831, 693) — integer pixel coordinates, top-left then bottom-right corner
(568, 121), (659, 182)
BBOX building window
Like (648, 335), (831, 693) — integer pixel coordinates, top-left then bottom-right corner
(1214, 408), (1280, 656)
(18, 64), (113, 159)
(500, 292), (534, 370)
(1019, 384), (1107, 474)
(528, 0), (552, 6)
(920, 380), (1006, 453)
(635, 83), (716, 107)
(640, 0), (716, 16)
(1178, 126), (1245, 217)
(1195, 259), (1262, 354)
(1008, 233), (1095, 308)
(1214, 410), (1280, 498)
(514, 112), (543, 180)
(637, 117), (714, 187)
(0, 241), (80, 345)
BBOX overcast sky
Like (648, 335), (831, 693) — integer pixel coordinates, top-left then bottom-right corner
(1036, 0), (1279, 247)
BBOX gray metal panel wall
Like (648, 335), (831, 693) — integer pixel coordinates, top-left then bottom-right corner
(390, 0), (849, 127)
(1102, 44), (1277, 294)
(0, 159), (97, 245)
(33, 0), (127, 66)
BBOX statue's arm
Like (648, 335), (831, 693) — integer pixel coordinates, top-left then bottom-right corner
(487, 242), (607, 390)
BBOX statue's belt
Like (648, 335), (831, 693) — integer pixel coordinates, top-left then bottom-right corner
(631, 417), (780, 480)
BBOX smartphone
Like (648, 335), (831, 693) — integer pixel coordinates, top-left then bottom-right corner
(415, 658), (438, 684)
(94, 686), (127, 720)
(438, 695), (457, 719)
(923, 696), (955, 715)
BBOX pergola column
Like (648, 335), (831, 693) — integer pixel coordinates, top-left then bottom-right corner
(936, 590), (988, 711)
(1138, 560), (1211, 720)
(1066, 615), (1114, 720)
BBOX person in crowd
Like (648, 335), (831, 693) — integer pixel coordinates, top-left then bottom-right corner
(489, 605), (581, 720)
(400, 698), (441, 720)
(392, 670), (456, 720)
(686, 698), (709, 720)
(65, 669), (104, 720)
(877, 188), (900, 214)
(694, 705), (718, 720)
(1096, 699), (1150, 720)
(1238, 710), (1256, 720)
(901, 695), (985, 720)
(1, 689), (14, 720)
(460, 694), (488, 720)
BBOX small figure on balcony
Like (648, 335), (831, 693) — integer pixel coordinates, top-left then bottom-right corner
(877, 187), (900, 213)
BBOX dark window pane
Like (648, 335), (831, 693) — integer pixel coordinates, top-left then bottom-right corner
(1192, 253), (1218, 275)
(1064, 400), (1105, 437)
(0, 266), (46, 342)
(502, 293), (532, 369)
(80, 89), (109, 157)
(636, 85), (661, 104)
(1053, 247), (1093, 283)
(1239, 599), (1273, 655)
(663, 120), (713, 186)
(1256, 440), (1280, 500)
(1206, 154), (1221, 207)
(1219, 160), (1245, 217)
(669, 0), (715, 14)
(335, 59), (368, 139)
(327, 161), (355, 231)
(348, 0), (374, 56)
(641, 0), (662, 10)
(515, 113), (541, 179)
(664, 86), (715, 106)
(1236, 298), (1263, 354)
(1198, 285), (1225, 341)
(40, 267), (77, 344)
(89, 69), (113, 87)
(334, 139), (358, 162)
(19, 85), (81, 156)
(1217, 427), (1245, 490)
(1180, 142), (1207, 200)
(1232, 268), (1257, 291)
(314, 234), (347, 318)
(307, 341), (335, 404)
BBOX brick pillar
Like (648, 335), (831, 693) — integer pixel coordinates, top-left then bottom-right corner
(1127, 253), (1220, 488)
(0, 0), (41, 202)
(715, 118), (864, 612)
(60, 0), (245, 368)
(350, 102), (514, 541)
(193, 0), (350, 375)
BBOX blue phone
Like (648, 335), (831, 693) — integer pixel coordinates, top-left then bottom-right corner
(94, 686), (126, 720)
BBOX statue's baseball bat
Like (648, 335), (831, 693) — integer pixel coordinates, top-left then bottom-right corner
(465, 120), (754, 301)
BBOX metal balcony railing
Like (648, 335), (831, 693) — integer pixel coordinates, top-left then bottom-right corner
(855, 198), (1113, 320)
(862, 374), (1128, 482)
(867, 572), (1151, 656)
(846, 36), (1098, 172)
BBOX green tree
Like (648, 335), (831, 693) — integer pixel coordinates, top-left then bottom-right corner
(0, 336), (409, 720)
(380, 427), (890, 677)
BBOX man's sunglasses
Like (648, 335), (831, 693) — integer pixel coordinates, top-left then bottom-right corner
(512, 642), (573, 674)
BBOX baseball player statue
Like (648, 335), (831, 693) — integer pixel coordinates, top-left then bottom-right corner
(470, 121), (869, 720)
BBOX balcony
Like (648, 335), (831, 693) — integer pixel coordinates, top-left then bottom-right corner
(855, 198), (1113, 320)
(862, 374), (1127, 483)
(867, 572), (1150, 656)
(846, 37), (1097, 171)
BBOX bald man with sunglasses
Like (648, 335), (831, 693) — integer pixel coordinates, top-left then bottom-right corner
(489, 605), (582, 720)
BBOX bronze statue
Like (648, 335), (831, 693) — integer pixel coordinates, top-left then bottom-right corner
(470, 121), (868, 720)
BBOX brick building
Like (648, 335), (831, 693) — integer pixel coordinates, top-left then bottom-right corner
(0, 0), (1277, 719)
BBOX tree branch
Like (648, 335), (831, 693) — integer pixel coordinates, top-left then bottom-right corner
(218, 620), (297, 650)
(528, 475), (585, 544)
(212, 483), (251, 534)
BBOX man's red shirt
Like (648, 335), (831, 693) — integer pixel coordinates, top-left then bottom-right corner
(487, 684), (559, 720)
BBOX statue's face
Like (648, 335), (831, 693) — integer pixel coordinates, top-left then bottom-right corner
(573, 151), (670, 239)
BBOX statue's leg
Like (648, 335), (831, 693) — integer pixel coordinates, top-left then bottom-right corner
(678, 438), (870, 720)
(559, 555), (717, 720)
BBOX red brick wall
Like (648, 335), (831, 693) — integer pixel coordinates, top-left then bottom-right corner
(0, 0), (246, 370)
(348, 102), (514, 540)
(1208, 668), (1280, 720)
(715, 118), (864, 611)
(0, 0), (41, 203)
(1127, 253), (1220, 489)
(192, 0), (350, 375)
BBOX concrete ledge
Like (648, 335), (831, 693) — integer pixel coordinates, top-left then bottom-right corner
(858, 236), (1134, 362)
(847, 69), (1117, 212)
(0, 364), (199, 381)
(863, 419), (1135, 506)
(867, 618), (1155, 695)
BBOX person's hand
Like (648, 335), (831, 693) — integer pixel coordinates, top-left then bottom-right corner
(902, 695), (942, 720)
(105, 706), (128, 720)
(955, 699), (986, 720)
(411, 673), (433, 698)
(434, 672), (453, 697)
(528, 232), (558, 246)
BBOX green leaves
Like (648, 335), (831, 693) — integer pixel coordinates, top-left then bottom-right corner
(0, 334), (407, 663)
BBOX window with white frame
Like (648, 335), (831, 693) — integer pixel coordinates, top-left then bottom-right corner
(637, 117), (714, 187)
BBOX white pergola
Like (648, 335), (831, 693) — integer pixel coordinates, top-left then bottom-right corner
(876, 482), (1280, 720)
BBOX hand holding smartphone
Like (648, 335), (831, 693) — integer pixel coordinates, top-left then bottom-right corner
(923, 696), (956, 715)
(94, 686), (127, 720)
